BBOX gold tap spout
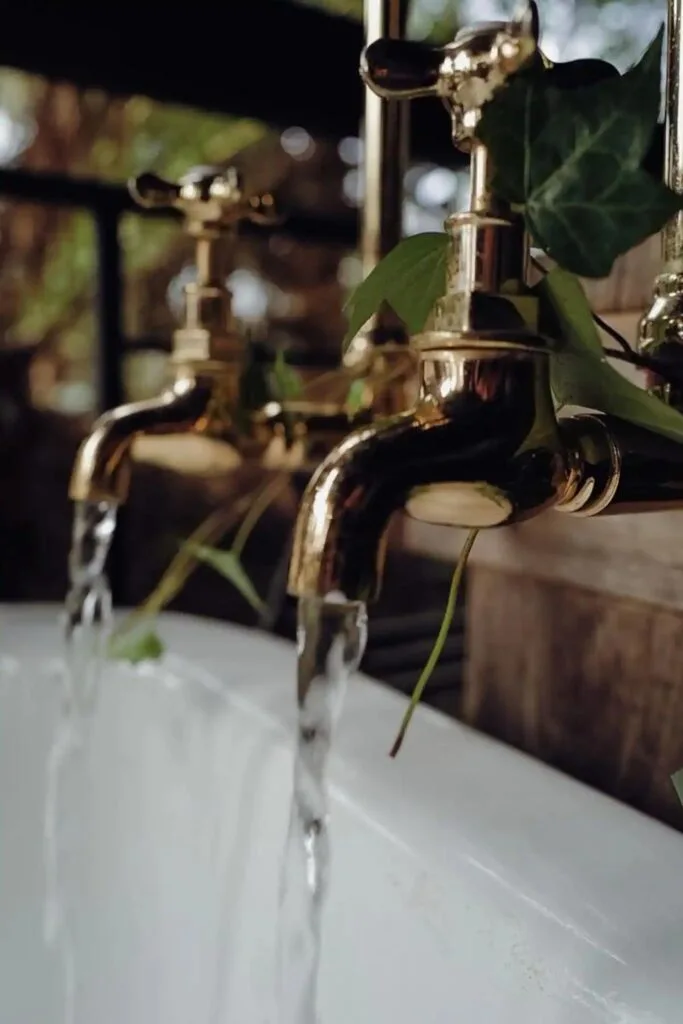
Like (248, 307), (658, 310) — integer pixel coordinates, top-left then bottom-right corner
(69, 372), (217, 503)
(69, 165), (278, 505)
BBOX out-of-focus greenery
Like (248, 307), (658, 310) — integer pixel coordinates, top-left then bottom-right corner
(0, 70), (269, 401)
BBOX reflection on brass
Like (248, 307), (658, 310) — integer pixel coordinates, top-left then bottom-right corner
(69, 166), (276, 504)
(639, 0), (683, 409)
(69, 373), (216, 503)
(288, 9), (550, 600)
(289, 341), (570, 602)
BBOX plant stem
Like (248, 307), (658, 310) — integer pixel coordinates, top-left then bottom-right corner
(232, 472), (291, 558)
(592, 310), (633, 355)
(530, 252), (683, 389)
(389, 529), (478, 758)
(110, 495), (253, 641)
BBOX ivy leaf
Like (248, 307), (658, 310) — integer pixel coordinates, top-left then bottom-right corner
(527, 170), (681, 278)
(343, 233), (448, 349)
(477, 57), (620, 203)
(269, 348), (303, 402)
(184, 541), (265, 614)
(477, 27), (676, 278)
(672, 769), (683, 806)
(541, 267), (683, 445)
(108, 627), (165, 665)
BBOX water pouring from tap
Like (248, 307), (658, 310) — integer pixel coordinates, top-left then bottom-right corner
(278, 594), (368, 1024)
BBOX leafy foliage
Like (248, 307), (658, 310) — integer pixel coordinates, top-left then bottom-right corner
(540, 269), (683, 443)
(183, 542), (265, 614)
(108, 627), (165, 665)
(343, 233), (448, 348)
(476, 27), (678, 278)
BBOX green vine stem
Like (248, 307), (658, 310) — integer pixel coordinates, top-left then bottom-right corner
(389, 530), (479, 758)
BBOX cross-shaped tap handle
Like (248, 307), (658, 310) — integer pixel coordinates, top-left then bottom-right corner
(129, 165), (279, 235)
(361, 2), (538, 144)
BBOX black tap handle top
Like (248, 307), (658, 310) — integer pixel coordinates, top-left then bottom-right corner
(360, 38), (444, 100)
(129, 165), (280, 233)
(361, 3), (538, 143)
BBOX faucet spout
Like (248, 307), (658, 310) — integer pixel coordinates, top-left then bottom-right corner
(68, 372), (217, 504)
(288, 335), (570, 601)
(70, 163), (278, 504)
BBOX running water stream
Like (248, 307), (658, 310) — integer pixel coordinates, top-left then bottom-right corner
(278, 594), (368, 1024)
(44, 499), (117, 1024)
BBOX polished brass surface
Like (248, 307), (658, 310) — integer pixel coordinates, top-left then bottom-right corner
(343, 0), (411, 379)
(288, 7), (554, 600)
(69, 165), (275, 504)
(639, 0), (683, 409)
(558, 413), (683, 516)
(289, 343), (569, 601)
(69, 373), (216, 503)
(360, 11), (535, 146)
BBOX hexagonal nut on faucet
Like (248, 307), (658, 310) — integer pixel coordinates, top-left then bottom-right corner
(360, 1), (538, 145)
(128, 165), (280, 236)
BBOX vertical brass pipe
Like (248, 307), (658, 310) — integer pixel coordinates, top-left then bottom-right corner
(663, 0), (683, 271)
(343, 0), (414, 406)
(638, 0), (683, 408)
(360, 0), (410, 283)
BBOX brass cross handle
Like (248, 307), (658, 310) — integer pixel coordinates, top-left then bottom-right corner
(361, 2), (538, 143)
(129, 165), (279, 235)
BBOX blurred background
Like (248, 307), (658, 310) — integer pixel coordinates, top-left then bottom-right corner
(0, 0), (665, 712)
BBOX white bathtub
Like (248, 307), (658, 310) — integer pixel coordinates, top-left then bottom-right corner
(1, 604), (682, 1024)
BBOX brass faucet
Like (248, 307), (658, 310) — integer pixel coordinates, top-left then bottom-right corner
(288, 6), (683, 603)
(69, 165), (278, 504)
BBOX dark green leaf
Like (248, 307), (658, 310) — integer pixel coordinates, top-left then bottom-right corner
(527, 169), (682, 278)
(541, 267), (683, 445)
(477, 57), (620, 203)
(184, 542), (265, 614)
(343, 233), (448, 348)
(477, 27), (673, 279)
(672, 769), (683, 806)
(270, 348), (303, 402)
(108, 628), (165, 665)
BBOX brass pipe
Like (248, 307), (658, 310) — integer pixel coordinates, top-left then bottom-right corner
(360, 0), (409, 280)
(638, 0), (683, 408)
(556, 413), (683, 517)
(342, 0), (412, 392)
(261, 0), (413, 465)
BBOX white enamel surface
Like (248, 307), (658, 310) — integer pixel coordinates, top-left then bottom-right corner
(1, 605), (682, 1024)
